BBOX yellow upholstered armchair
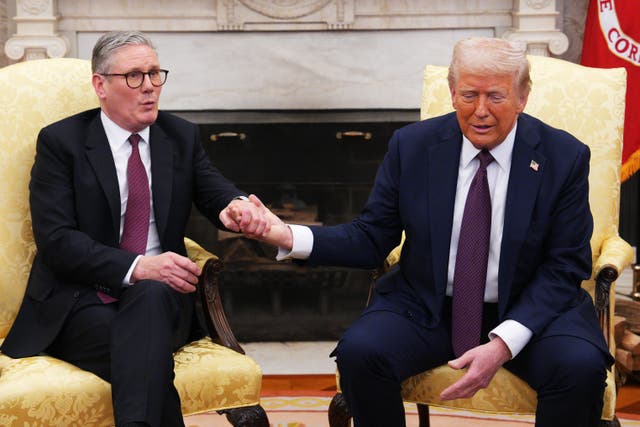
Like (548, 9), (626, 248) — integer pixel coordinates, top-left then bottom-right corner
(0, 58), (268, 426)
(328, 55), (634, 426)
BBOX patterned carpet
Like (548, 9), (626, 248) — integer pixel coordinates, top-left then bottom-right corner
(184, 395), (640, 427)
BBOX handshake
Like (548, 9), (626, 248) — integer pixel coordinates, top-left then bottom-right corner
(218, 194), (293, 251)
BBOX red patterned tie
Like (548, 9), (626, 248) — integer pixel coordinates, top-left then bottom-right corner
(98, 134), (150, 304)
(451, 150), (494, 357)
(119, 133), (150, 255)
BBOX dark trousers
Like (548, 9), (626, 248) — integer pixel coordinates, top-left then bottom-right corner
(333, 290), (609, 427)
(47, 281), (195, 427)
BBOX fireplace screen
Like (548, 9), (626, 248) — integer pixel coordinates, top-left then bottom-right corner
(183, 110), (416, 341)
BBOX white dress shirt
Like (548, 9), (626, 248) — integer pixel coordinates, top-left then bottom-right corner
(101, 112), (161, 284)
(278, 122), (532, 358)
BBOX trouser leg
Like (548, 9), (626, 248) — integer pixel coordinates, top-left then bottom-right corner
(506, 335), (609, 427)
(110, 280), (193, 427)
(47, 282), (193, 427)
(46, 292), (115, 381)
(333, 308), (452, 427)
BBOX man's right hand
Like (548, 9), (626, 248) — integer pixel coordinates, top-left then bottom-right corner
(228, 194), (293, 250)
(131, 252), (201, 293)
(439, 337), (512, 401)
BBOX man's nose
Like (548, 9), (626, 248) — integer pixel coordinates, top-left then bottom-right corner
(474, 97), (489, 117)
(140, 73), (154, 91)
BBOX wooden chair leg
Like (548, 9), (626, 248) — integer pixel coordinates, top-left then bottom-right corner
(328, 392), (352, 427)
(417, 403), (431, 427)
(328, 392), (433, 427)
(599, 415), (621, 427)
(219, 405), (270, 427)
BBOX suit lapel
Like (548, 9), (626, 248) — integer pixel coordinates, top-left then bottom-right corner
(498, 114), (546, 317)
(428, 118), (462, 296)
(85, 115), (121, 236)
(149, 124), (173, 243)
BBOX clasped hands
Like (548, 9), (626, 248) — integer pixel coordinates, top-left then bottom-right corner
(130, 194), (287, 294)
(219, 194), (293, 250)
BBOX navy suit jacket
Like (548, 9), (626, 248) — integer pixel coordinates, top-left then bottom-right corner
(306, 112), (610, 358)
(2, 108), (242, 358)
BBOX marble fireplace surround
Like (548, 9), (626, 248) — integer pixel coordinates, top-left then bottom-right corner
(5, 0), (573, 112)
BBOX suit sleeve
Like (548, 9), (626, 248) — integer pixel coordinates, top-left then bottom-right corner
(190, 124), (246, 229)
(306, 129), (405, 268)
(506, 143), (594, 335)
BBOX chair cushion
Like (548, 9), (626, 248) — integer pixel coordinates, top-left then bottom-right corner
(399, 363), (616, 420)
(0, 337), (262, 425)
(174, 338), (262, 415)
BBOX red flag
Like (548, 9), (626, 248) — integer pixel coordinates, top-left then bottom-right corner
(581, 0), (640, 181)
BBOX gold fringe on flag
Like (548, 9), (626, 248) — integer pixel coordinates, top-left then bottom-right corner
(622, 149), (640, 182)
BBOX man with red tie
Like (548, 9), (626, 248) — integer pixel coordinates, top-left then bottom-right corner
(1, 31), (269, 427)
(234, 37), (613, 427)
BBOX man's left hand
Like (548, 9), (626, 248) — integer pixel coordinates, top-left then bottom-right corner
(219, 194), (272, 237)
(439, 337), (512, 401)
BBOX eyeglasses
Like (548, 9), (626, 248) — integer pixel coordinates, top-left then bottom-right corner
(101, 69), (169, 89)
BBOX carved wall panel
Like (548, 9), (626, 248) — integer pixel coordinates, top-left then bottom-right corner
(3, 0), (583, 110)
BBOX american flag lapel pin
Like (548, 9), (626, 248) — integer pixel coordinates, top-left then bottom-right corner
(529, 160), (539, 172)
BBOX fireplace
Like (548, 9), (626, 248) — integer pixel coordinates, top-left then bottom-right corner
(182, 109), (417, 341)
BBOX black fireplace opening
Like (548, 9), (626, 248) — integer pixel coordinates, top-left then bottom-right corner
(181, 109), (418, 341)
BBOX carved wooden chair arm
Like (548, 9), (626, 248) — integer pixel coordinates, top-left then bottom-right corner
(185, 237), (244, 354)
(594, 264), (617, 348)
(593, 235), (635, 348)
(197, 258), (244, 354)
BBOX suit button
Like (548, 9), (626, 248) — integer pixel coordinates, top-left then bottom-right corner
(404, 310), (413, 318)
(73, 291), (80, 298)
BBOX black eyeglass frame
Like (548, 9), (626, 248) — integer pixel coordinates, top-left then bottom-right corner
(101, 69), (169, 89)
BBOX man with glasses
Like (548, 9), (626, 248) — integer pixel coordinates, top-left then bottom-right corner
(0, 31), (269, 427)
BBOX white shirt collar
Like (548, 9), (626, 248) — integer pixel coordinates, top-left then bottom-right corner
(460, 121), (517, 172)
(100, 111), (150, 148)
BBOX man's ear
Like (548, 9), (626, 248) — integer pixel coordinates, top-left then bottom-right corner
(517, 92), (529, 114)
(450, 87), (458, 110)
(92, 74), (106, 100)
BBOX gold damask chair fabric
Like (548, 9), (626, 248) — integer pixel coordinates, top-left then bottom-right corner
(328, 55), (634, 427)
(0, 58), (268, 427)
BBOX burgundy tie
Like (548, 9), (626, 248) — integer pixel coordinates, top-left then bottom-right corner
(98, 134), (150, 304)
(451, 150), (494, 357)
(119, 134), (150, 255)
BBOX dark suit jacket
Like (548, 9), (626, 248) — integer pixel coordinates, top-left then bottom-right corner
(306, 112), (610, 358)
(2, 108), (242, 358)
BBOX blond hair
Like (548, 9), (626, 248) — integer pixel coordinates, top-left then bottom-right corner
(448, 37), (531, 97)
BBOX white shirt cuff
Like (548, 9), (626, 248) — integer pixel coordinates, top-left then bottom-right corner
(489, 319), (533, 359)
(276, 224), (313, 260)
(123, 255), (142, 285)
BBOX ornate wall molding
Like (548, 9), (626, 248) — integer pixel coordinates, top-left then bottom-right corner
(504, 0), (569, 56)
(5, 33), (66, 60)
(238, 0), (334, 19)
(4, 0), (574, 61)
(4, 0), (68, 61)
(216, 0), (354, 31)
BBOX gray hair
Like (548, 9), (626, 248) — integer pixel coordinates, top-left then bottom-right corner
(447, 37), (532, 98)
(91, 31), (156, 74)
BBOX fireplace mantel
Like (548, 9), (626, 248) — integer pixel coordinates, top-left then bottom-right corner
(4, 0), (575, 110)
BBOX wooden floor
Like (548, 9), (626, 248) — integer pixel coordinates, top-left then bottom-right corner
(263, 374), (640, 415)
(262, 374), (336, 394)
(618, 380), (640, 415)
